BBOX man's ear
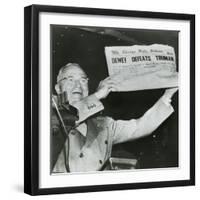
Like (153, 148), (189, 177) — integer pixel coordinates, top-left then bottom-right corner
(55, 83), (61, 94)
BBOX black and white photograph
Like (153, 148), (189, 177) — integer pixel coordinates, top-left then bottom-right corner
(50, 25), (179, 174)
(0, 0), (199, 198)
(24, 5), (195, 195)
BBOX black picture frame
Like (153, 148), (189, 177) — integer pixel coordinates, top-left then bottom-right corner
(24, 4), (195, 195)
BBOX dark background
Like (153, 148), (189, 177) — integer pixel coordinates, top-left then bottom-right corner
(51, 25), (178, 169)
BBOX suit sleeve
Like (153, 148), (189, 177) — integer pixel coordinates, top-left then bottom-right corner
(72, 94), (104, 123)
(111, 96), (174, 144)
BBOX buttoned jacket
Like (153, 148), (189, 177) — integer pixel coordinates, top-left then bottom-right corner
(52, 95), (174, 173)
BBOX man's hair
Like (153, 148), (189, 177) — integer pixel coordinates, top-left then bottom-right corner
(57, 63), (82, 83)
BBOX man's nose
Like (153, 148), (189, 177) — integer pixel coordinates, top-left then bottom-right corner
(74, 80), (81, 88)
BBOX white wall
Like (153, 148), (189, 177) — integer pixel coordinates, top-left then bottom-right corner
(0, 0), (199, 199)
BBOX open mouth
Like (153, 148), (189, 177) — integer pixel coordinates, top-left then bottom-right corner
(72, 91), (82, 95)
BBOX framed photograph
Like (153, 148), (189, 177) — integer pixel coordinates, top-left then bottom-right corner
(24, 4), (195, 195)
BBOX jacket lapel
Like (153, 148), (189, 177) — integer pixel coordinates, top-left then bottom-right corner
(85, 119), (99, 147)
(85, 118), (109, 157)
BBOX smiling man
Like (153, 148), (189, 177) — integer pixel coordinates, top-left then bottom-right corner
(55, 63), (89, 105)
(51, 63), (178, 173)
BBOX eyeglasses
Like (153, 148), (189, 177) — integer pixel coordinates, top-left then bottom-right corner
(60, 76), (89, 86)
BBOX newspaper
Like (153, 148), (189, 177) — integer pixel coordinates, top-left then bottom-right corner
(104, 44), (178, 91)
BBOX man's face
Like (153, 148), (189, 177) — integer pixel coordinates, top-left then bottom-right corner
(58, 65), (89, 105)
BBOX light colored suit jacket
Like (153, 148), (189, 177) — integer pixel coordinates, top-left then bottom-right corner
(52, 95), (174, 173)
